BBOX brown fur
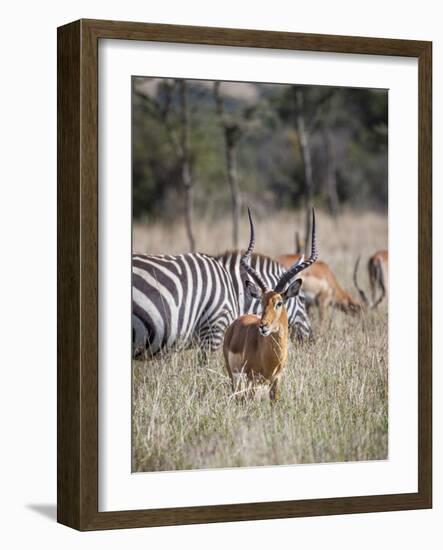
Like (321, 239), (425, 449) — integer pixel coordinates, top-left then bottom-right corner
(223, 291), (289, 402)
(276, 254), (361, 318)
(368, 250), (388, 307)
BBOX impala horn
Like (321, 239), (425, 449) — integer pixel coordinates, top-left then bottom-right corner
(240, 208), (268, 292)
(275, 208), (318, 293)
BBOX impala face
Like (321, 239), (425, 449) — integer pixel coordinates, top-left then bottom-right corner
(245, 280), (303, 337)
(259, 292), (285, 336)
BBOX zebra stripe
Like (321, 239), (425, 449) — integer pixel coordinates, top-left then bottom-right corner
(216, 251), (312, 340)
(132, 253), (239, 357)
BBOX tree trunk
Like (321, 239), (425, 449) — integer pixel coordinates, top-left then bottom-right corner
(294, 231), (302, 254)
(296, 89), (314, 255)
(224, 135), (241, 249)
(214, 82), (242, 249)
(178, 80), (196, 252)
(324, 128), (339, 217)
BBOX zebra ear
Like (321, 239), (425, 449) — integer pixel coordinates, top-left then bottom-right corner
(282, 278), (303, 302)
(244, 279), (262, 300)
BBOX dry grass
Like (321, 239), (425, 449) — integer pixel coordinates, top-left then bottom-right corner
(132, 209), (388, 472)
(133, 207), (387, 259)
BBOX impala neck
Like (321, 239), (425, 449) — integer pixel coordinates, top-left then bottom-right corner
(270, 309), (289, 353)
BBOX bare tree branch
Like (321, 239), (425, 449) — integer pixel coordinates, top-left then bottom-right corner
(178, 80), (196, 252)
(295, 89), (314, 254)
(214, 82), (242, 249)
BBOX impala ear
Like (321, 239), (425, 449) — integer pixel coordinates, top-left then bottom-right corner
(282, 278), (303, 302)
(244, 279), (262, 300)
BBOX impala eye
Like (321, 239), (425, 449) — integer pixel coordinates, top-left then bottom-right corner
(276, 301), (283, 309)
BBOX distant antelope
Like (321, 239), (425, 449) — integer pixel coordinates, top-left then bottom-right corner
(223, 209), (318, 402)
(353, 251), (388, 309)
(276, 253), (362, 318)
(368, 250), (388, 307)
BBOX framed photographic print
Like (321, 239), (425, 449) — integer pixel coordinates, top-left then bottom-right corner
(57, 19), (432, 530)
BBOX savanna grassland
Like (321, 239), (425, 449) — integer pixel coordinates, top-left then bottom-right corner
(132, 209), (388, 472)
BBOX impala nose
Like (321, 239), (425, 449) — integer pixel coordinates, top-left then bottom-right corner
(259, 324), (270, 336)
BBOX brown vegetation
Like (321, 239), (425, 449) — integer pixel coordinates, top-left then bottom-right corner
(132, 209), (388, 471)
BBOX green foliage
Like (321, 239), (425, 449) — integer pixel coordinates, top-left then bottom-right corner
(132, 78), (388, 220)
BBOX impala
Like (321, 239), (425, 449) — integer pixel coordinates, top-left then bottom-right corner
(223, 209), (318, 402)
(367, 249), (388, 307)
(353, 250), (388, 309)
(276, 253), (362, 318)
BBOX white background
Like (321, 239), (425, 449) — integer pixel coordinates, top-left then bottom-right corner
(0, 0), (440, 548)
(100, 41), (418, 511)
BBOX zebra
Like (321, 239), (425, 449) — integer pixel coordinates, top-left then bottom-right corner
(216, 251), (313, 342)
(132, 253), (239, 357)
(132, 250), (313, 358)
